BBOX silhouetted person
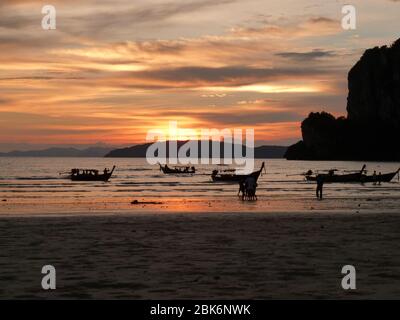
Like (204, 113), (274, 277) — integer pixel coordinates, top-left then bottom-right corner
(104, 168), (109, 175)
(305, 170), (313, 177)
(212, 170), (218, 179)
(316, 174), (324, 199)
(378, 172), (382, 185)
(244, 177), (257, 201)
(372, 171), (377, 185)
(238, 180), (245, 198)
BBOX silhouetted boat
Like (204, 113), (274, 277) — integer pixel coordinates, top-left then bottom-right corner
(159, 164), (196, 174)
(211, 162), (265, 182)
(66, 166), (116, 182)
(361, 168), (400, 183)
(305, 165), (366, 183)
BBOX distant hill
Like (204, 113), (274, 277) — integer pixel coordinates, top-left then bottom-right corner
(254, 145), (288, 158)
(0, 147), (113, 157)
(105, 141), (287, 159)
(0, 144), (287, 158)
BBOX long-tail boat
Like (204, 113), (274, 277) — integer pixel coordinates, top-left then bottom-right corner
(66, 166), (116, 182)
(211, 162), (265, 182)
(305, 165), (366, 183)
(159, 164), (196, 174)
(361, 168), (400, 183)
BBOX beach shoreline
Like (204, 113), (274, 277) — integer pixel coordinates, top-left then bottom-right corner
(2, 193), (400, 216)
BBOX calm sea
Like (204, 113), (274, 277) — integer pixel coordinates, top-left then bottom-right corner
(0, 158), (399, 207)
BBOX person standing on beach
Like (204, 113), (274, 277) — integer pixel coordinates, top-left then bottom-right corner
(244, 177), (257, 201)
(316, 174), (324, 200)
(238, 180), (245, 199)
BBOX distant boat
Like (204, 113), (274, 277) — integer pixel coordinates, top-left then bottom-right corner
(211, 162), (265, 182)
(159, 164), (196, 174)
(65, 166), (116, 182)
(305, 165), (366, 183)
(361, 168), (400, 183)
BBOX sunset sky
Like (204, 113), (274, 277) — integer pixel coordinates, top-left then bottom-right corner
(0, 0), (399, 151)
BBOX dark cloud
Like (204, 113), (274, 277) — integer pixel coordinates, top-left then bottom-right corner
(0, 76), (84, 81)
(276, 49), (336, 61)
(0, 13), (38, 29)
(124, 65), (330, 88)
(307, 17), (337, 24)
(0, 111), (130, 131)
(0, 98), (12, 105)
(190, 110), (303, 125)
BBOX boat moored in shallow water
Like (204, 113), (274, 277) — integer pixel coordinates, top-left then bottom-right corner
(211, 162), (265, 183)
(361, 168), (400, 183)
(159, 164), (196, 174)
(305, 165), (366, 183)
(63, 166), (116, 182)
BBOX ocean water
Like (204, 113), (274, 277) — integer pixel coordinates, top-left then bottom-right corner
(0, 158), (399, 207)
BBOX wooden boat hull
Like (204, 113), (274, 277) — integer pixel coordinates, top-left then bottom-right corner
(69, 166), (115, 182)
(212, 162), (265, 183)
(306, 169), (399, 184)
(306, 172), (363, 183)
(306, 165), (367, 183)
(159, 164), (195, 174)
(70, 174), (113, 182)
(361, 170), (399, 183)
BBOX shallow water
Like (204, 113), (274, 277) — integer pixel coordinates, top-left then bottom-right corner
(0, 157), (399, 214)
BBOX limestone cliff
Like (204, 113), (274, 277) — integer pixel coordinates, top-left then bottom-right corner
(285, 39), (400, 161)
(347, 39), (400, 126)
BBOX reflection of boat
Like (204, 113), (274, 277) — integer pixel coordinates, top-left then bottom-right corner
(211, 162), (265, 182)
(67, 166), (115, 182)
(305, 165), (366, 183)
(159, 164), (196, 174)
(361, 168), (400, 183)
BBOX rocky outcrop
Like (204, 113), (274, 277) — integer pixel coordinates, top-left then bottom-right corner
(285, 112), (354, 160)
(285, 39), (400, 161)
(347, 39), (400, 126)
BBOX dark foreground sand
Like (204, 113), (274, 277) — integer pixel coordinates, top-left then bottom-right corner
(1, 212), (400, 299)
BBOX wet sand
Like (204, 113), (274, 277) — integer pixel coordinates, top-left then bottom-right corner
(2, 194), (400, 216)
(1, 211), (400, 299)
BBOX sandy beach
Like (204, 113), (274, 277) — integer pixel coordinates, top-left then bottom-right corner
(1, 211), (400, 299)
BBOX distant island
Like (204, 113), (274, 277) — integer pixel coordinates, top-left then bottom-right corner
(285, 38), (400, 161)
(0, 143), (287, 159)
(105, 141), (287, 159)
